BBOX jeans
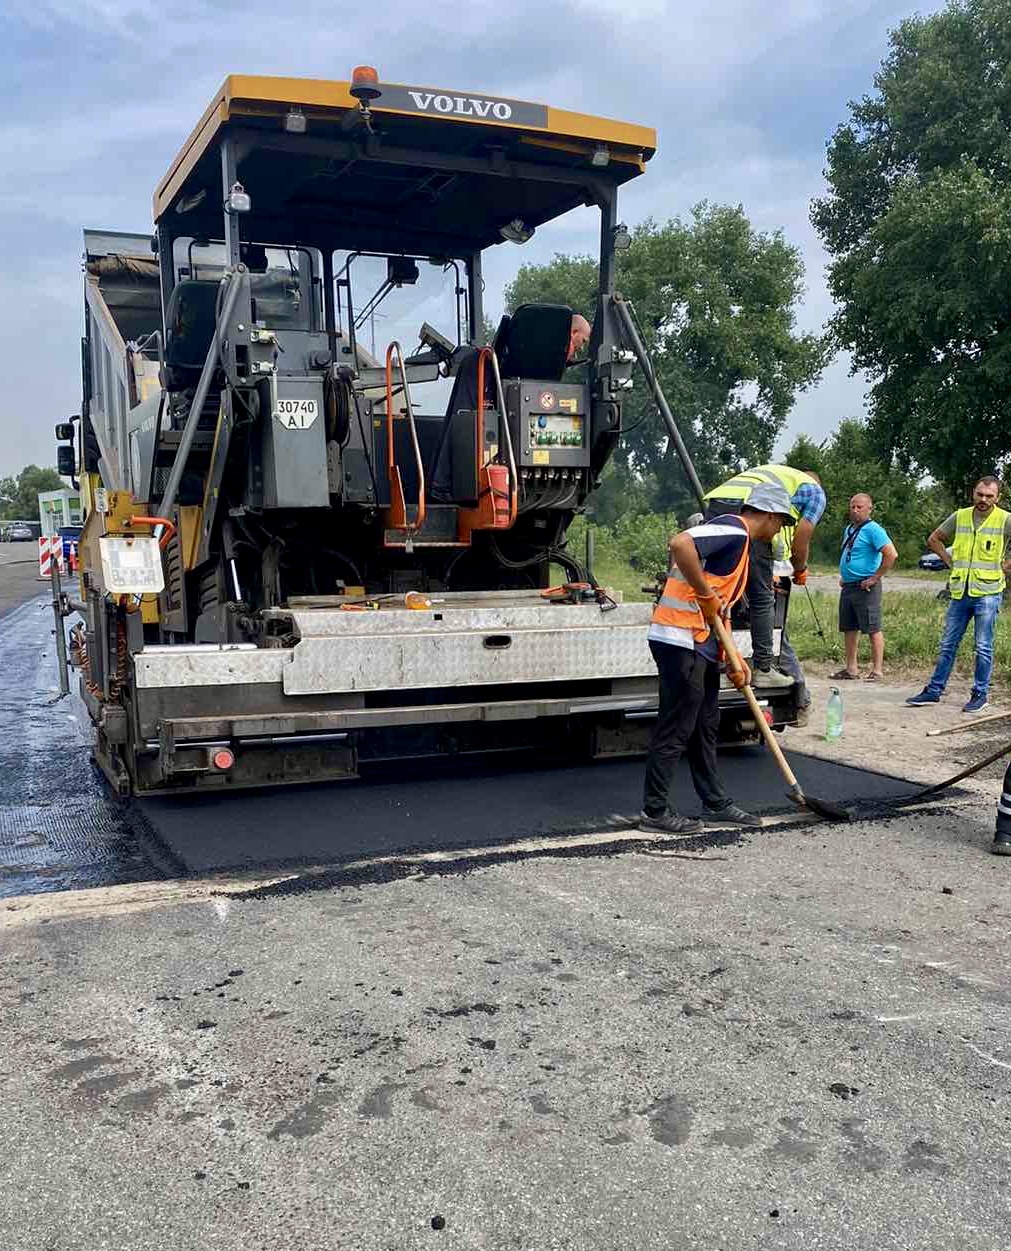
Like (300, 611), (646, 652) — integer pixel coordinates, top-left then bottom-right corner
(778, 629), (810, 708)
(705, 500), (776, 669)
(746, 538), (776, 670)
(925, 593), (1001, 697)
(642, 642), (731, 817)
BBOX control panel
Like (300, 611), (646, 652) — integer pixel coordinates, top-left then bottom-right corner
(506, 380), (590, 468)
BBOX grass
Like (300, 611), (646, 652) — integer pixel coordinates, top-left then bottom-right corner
(556, 539), (1009, 683)
(787, 589), (1011, 680)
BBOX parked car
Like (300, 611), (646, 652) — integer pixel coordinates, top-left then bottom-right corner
(5, 522), (34, 542)
(918, 548), (951, 572)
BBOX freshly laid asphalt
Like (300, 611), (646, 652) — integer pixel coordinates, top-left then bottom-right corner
(137, 752), (921, 875)
(2, 586), (1009, 1251)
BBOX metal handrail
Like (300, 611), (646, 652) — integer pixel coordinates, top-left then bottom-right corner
(475, 348), (518, 527)
(384, 341), (426, 532)
(484, 347), (518, 527)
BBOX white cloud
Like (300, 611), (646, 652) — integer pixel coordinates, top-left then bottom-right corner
(0, 0), (943, 475)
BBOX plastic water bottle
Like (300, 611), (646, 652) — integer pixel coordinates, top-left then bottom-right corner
(825, 686), (844, 741)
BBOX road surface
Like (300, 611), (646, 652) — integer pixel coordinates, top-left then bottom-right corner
(0, 540), (45, 619)
(1, 568), (1007, 1251)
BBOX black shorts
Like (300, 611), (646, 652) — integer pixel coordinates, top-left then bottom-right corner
(839, 580), (883, 634)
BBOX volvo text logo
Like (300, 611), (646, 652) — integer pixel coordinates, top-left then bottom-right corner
(407, 91), (513, 121)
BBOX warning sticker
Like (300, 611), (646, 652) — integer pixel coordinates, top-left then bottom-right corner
(538, 391), (556, 410)
(558, 397), (578, 413)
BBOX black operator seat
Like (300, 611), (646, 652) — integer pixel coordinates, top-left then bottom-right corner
(163, 280), (221, 392)
(429, 303), (574, 500)
(494, 302), (573, 381)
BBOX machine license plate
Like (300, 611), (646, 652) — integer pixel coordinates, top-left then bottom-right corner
(274, 398), (319, 430)
(99, 535), (165, 594)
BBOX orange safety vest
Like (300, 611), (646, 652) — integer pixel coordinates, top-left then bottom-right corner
(648, 519), (750, 649)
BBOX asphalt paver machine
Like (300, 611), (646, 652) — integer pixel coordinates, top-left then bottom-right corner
(57, 70), (800, 795)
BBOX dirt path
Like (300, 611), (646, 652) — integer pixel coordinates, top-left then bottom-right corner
(786, 664), (1009, 789)
(807, 572), (943, 595)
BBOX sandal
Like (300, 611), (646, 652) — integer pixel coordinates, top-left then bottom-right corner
(863, 672), (883, 682)
(829, 668), (860, 680)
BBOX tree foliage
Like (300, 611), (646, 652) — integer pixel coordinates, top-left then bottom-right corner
(0, 465), (66, 521)
(783, 419), (955, 565)
(505, 205), (828, 518)
(811, 0), (1011, 496)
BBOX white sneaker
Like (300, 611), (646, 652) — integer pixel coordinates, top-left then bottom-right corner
(752, 667), (794, 689)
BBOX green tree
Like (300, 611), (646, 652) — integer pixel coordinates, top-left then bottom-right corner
(505, 206), (827, 519)
(812, 0), (1011, 496)
(783, 419), (954, 565)
(0, 465), (66, 521)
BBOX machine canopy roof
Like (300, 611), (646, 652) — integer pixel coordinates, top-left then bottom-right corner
(155, 74), (657, 255)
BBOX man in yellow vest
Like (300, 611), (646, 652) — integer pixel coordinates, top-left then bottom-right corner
(907, 475), (1011, 714)
(703, 464), (826, 689)
(640, 482), (798, 836)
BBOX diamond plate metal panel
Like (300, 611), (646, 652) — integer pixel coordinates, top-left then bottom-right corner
(285, 600), (653, 638)
(134, 646), (289, 689)
(283, 623), (657, 695)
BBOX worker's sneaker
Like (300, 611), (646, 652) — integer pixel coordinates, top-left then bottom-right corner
(704, 803), (763, 828)
(905, 689), (940, 706)
(992, 829), (1011, 855)
(752, 666), (794, 689)
(963, 691), (990, 714)
(637, 811), (704, 837)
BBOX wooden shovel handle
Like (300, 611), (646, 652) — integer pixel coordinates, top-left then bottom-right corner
(709, 613), (800, 790)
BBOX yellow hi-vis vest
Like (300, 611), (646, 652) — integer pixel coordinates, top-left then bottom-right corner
(649, 521), (750, 649)
(703, 464), (817, 560)
(949, 505), (1009, 599)
(703, 463), (817, 505)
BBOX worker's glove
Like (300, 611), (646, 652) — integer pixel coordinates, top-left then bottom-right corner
(792, 567), (808, 586)
(727, 658), (752, 691)
(697, 591), (724, 626)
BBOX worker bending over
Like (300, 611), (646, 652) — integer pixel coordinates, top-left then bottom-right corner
(994, 759), (1011, 856)
(640, 483), (799, 836)
(703, 464), (825, 686)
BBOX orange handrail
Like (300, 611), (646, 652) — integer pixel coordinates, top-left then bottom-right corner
(384, 341), (426, 532)
(478, 347), (518, 527)
(129, 514), (176, 550)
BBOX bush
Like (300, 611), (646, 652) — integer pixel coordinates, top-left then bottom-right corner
(612, 511), (679, 577)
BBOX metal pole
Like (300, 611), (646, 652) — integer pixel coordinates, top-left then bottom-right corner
(611, 294), (707, 509)
(598, 191), (617, 300)
(469, 253), (483, 345)
(221, 139), (242, 271)
(50, 558), (69, 698)
(159, 270), (244, 518)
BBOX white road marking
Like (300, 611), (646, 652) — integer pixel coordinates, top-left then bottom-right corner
(967, 1044), (1011, 1071)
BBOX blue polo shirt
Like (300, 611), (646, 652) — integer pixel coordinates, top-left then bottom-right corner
(840, 520), (892, 582)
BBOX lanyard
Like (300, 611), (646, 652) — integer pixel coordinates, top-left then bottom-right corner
(841, 521), (867, 563)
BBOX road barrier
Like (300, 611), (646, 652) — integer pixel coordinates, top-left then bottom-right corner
(38, 536), (66, 579)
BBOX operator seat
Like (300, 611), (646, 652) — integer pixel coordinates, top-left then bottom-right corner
(163, 280), (220, 392)
(429, 304), (574, 500)
(493, 302), (573, 381)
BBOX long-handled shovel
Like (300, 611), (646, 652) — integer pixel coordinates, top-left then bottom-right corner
(710, 614), (852, 823)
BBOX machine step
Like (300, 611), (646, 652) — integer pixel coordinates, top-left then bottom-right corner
(383, 505), (468, 548)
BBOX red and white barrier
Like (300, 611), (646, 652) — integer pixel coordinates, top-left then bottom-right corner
(38, 536), (66, 579)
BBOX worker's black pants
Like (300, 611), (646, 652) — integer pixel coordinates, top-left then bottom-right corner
(642, 641), (731, 817)
(997, 760), (1011, 836)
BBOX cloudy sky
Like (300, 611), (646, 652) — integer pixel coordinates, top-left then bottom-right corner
(0, 0), (943, 479)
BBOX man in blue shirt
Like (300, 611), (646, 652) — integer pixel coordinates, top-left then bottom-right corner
(831, 493), (897, 681)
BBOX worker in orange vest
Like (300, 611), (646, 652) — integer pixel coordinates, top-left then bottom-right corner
(640, 482), (798, 836)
